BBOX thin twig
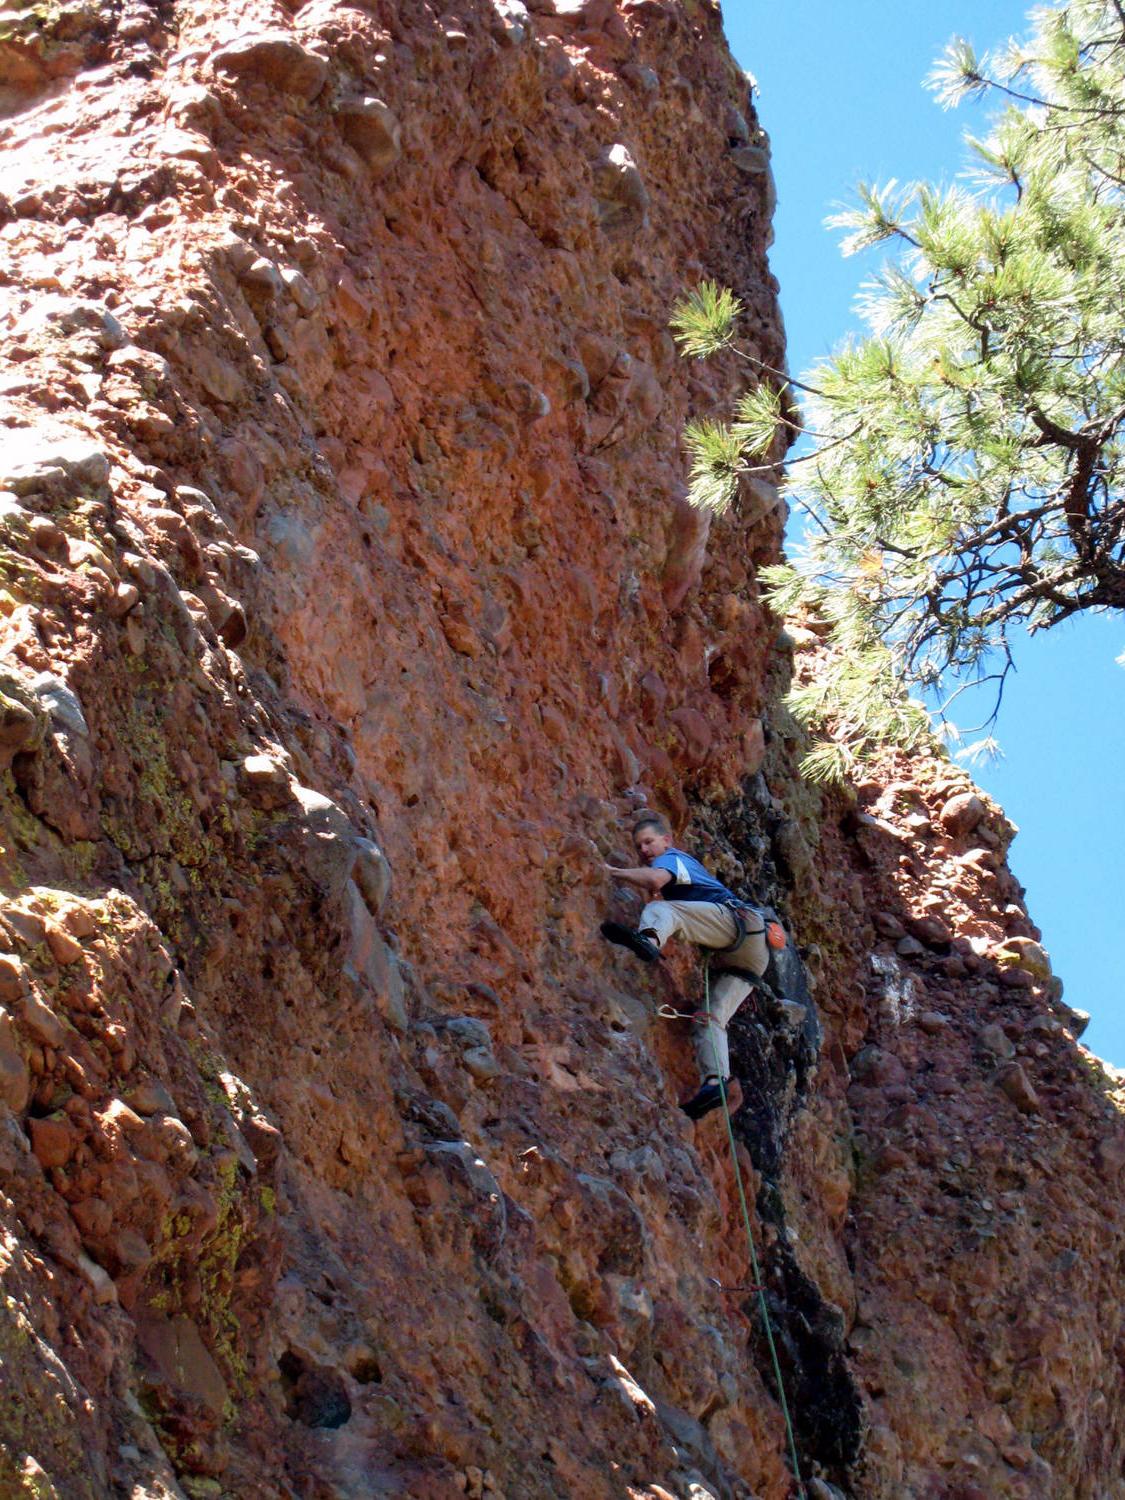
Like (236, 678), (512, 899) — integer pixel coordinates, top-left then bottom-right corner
(731, 348), (826, 399)
(739, 424), (864, 478)
(960, 70), (1125, 117)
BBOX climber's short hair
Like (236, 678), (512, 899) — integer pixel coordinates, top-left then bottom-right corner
(631, 812), (670, 839)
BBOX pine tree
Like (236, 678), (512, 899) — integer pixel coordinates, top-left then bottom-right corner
(673, 0), (1125, 780)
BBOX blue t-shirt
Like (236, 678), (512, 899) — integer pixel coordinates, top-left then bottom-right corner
(652, 849), (736, 905)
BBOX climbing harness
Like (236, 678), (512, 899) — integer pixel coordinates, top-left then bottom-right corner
(712, 964), (777, 995)
(714, 901), (764, 956)
(701, 964), (807, 1499)
(714, 900), (788, 957)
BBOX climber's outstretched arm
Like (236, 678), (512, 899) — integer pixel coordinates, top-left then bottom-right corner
(604, 864), (672, 895)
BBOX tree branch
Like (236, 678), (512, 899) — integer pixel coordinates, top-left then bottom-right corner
(961, 70), (1125, 117)
(739, 423), (864, 478)
(732, 348), (826, 399)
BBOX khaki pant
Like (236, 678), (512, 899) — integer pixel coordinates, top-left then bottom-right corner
(638, 899), (768, 1083)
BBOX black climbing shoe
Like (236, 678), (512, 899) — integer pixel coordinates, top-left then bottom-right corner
(600, 922), (661, 964)
(682, 1079), (726, 1121)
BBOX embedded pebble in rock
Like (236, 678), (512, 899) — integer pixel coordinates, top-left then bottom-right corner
(77, 1253), (117, 1306)
(29, 1115), (78, 1169)
(907, 913), (951, 948)
(1026, 1014), (1061, 1038)
(741, 475), (782, 526)
(1095, 1133), (1125, 1178)
(20, 993), (68, 1049)
(741, 717), (766, 776)
(289, 786), (362, 892)
(807, 1481), (848, 1500)
(872, 911), (905, 940)
(773, 818), (811, 880)
(0, 909), (46, 947)
(73, 1198), (114, 1245)
(491, 0), (531, 46)
(0, 682), (45, 763)
(211, 33), (328, 100)
(994, 1062), (1042, 1115)
(44, 921), (83, 965)
(30, 674), (89, 738)
(124, 1078), (177, 1116)
(343, 880), (408, 1032)
(593, 143), (650, 234)
(100, 1097), (145, 1137)
(621, 62), (659, 94)
(999, 965), (1033, 990)
(352, 836), (392, 916)
(0, 955), (27, 1002)
(193, 347), (244, 405)
(281, 268), (318, 313)
(462, 1045), (500, 1082)
(138, 1113), (199, 1169)
(730, 144), (770, 174)
(978, 1023), (1016, 1060)
(916, 1010), (948, 1035)
(938, 791), (987, 838)
(850, 1045), (907, 1088)
(238, 753), (293, 808)
(241, 257), (284, 298)
(723, 104), (750, 143)
(336, 98), (402, 175)
(265, 323), (292, 361)
(993, 935), (1052, 979)
(0, 1007), (30, 1111)
(0, 431), (111, 493)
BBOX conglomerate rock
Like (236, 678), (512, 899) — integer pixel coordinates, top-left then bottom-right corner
(0, 1), (1122, 1498)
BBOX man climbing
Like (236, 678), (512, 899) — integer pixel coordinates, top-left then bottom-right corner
(600, 812), (768, 1121)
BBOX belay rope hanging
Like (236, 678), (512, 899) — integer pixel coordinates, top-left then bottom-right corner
(667, 965), (808, 1497)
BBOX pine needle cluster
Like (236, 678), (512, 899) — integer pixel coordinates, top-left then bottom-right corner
(670, 282), (791, 518)
(673, 0), (1125, 781)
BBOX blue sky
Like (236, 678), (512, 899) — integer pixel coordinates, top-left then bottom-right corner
(722, 1), (1125, 1064)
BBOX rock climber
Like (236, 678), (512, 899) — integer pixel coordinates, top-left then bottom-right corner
(600, 812), (768, 1121)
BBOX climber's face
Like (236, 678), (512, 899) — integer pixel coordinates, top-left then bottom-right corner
(634, 825), (672, 864)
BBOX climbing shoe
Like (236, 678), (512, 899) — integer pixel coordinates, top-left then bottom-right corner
(600, 922), (661, 963)
(681, 1079), (726, 1121)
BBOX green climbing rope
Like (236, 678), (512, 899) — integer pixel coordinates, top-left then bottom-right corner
(703, 965), (806, 1499)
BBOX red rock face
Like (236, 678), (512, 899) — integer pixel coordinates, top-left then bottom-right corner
(0, 2), (1123, 1498)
